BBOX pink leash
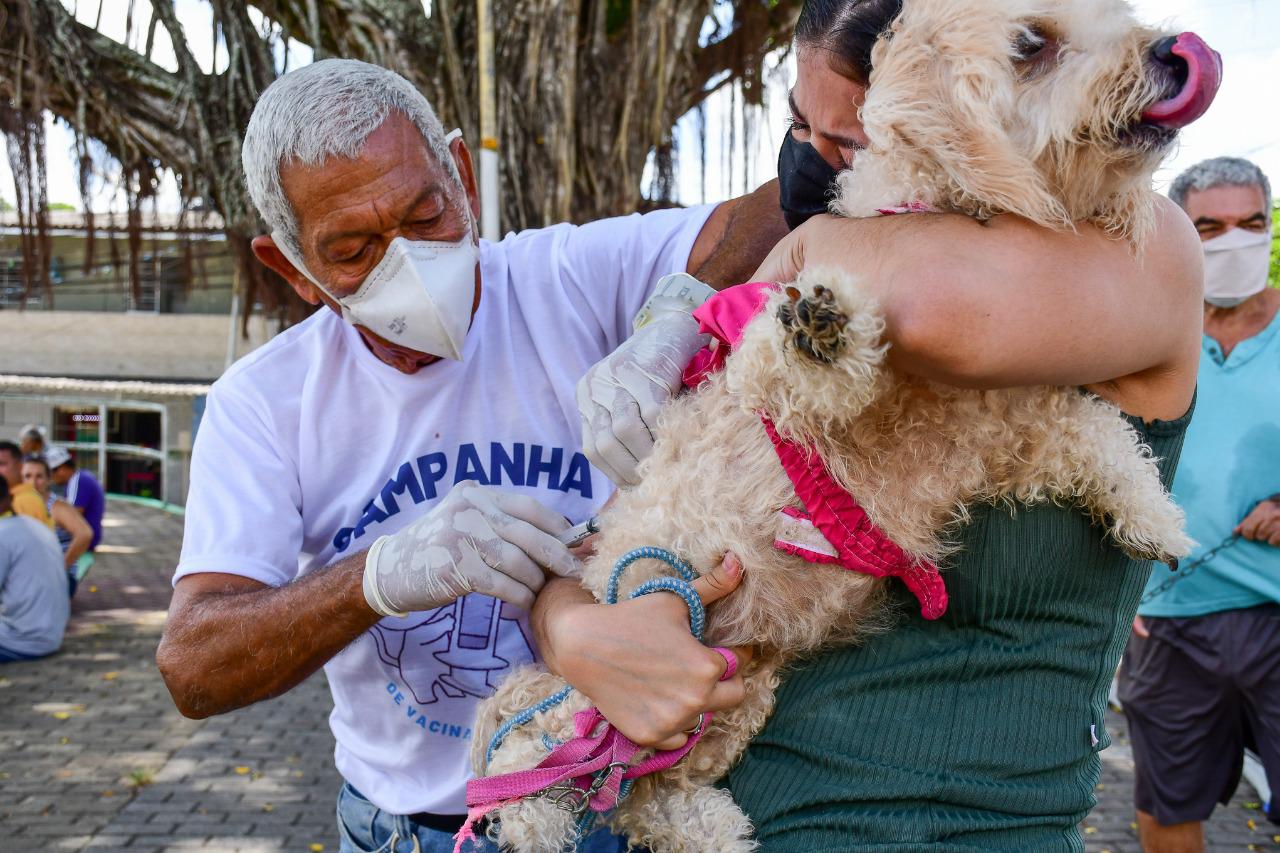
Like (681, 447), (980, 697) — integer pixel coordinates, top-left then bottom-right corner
(456, 677), (728, 851)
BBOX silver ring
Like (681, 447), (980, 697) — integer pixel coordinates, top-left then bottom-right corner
(683, 713), (706, 736)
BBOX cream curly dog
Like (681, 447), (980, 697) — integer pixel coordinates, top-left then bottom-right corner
(469, 1), (1215, 850)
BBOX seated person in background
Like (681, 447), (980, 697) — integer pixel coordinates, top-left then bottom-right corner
(22, 455), (94, 595)
(0, 477), (70, 662)
(18, 426), (46, 458)
(0, 441), (49, 527)
(45, 446), (103, 556)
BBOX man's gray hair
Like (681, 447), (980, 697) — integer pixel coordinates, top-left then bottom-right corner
(242, 59), (460, 255)
(1169, 156), (1272, 222)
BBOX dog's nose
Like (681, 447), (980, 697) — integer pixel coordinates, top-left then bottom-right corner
(1150, 36), (1185, 81)
(1151, 36), (1180, 67)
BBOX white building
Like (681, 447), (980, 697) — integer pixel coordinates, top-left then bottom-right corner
(0, 210), (281, 506)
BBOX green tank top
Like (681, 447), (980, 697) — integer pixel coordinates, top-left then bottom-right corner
(725, 407), (1192, 852)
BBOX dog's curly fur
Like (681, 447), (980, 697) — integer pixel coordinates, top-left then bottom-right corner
(472, 1), (1195, 850)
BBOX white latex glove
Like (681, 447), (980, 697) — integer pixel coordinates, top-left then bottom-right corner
(362, 480), (580, 616)
(577, 305), (710, 486)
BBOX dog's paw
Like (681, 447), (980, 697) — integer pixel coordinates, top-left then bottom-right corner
(1112, 514), (1194, 568)
(777, 284), (848, 364)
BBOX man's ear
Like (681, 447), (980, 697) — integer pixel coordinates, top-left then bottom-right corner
(250, 235), (323, 306)
(450, 136), (482, 223)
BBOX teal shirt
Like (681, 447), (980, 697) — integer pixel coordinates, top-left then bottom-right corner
(1139, 308), (1280, 618)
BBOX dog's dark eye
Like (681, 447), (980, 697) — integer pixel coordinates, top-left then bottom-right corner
(1013, 26), (1046, 60)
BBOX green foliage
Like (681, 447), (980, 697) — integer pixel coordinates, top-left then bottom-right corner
(0, 197), (11, 212)
(605, 0), (630, 37)
(1271, 203), (1279, 287)
(125, 767), (154, 788)
(47, 201), (76, 211)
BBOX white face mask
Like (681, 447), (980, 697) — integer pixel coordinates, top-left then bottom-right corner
(272, 130), (479, 361)
(1202, 226), (1272, 308)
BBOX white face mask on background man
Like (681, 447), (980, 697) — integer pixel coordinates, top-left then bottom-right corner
(272, 130), (479, 360)
(1202, 226), (1272, 308)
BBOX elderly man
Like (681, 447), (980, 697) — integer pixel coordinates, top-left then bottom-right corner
(18, 425), (46, 457)
(1120, 157), (1280, 853)
(155, 58), (779, 852)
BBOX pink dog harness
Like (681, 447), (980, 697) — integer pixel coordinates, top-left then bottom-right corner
(456, 707), (708, 851)
(683, 281), (948, 621)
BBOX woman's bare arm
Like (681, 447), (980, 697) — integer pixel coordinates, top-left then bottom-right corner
(51, 500), (92, 570)
(754, 195), (1203, 416)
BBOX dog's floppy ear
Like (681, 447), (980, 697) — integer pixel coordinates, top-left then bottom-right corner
(845, 0), (1070, 228)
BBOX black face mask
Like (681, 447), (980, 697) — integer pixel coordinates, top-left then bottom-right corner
(777, 133), (841, 230)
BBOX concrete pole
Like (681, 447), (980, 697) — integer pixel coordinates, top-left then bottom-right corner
(224, 267), (240, 372)
(476, 0), (501, 241)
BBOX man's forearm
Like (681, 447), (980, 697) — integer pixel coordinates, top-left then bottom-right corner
(156, 554), (381, 718)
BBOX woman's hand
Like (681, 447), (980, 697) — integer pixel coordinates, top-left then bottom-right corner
(533, 553), (753, 750)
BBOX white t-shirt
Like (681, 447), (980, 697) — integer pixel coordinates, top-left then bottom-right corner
(174, 204), (714, 815)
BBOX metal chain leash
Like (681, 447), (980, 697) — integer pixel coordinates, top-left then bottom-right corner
(1140, 534), (1241, 605)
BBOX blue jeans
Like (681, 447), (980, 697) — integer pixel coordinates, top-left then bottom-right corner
(335, 783), (631, 853)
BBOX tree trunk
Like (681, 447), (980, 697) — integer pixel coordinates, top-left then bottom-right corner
(0, 0), (800, 321)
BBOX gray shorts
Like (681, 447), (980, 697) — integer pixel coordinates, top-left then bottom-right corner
(1119, 603), (1280, 826)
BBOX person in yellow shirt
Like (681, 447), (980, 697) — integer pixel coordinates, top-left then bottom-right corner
(0, 441), (49, 527)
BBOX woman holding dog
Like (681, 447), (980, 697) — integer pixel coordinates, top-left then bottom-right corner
(535, 0), (1208, 848)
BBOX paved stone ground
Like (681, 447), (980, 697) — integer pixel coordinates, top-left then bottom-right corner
(0, 500), (1275, 852)
(0, 502), (341, 853)
(1085, 710), (1279, 852)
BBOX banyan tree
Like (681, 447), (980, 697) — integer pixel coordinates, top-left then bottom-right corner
(0, 0), (801, 320)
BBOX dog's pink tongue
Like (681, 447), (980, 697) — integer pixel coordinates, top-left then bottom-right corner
(1141, 32), (1222, 129)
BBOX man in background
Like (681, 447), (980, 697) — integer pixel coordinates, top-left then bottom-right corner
(46, 446), (104, 554)
(1121, 156), (1280, 853)
(18, 425), (46, 457)
(0, 477), (70, 662)
(0, 441), (49, 526)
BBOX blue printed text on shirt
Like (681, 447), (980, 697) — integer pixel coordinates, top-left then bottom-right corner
(333, 441), (593, 552)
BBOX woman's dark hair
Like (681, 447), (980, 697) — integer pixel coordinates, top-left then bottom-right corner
(22, 454), (50, 476)
(794, 0), (904, 84)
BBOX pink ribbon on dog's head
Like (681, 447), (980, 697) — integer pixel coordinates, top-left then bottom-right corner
(683, 281), (777, 387)
(681, 281), (948, 621)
